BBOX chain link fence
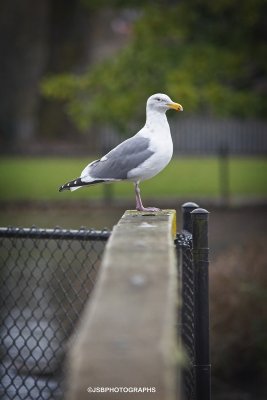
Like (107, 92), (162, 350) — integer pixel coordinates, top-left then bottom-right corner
(0, 227), (110, 400)
(176, 232), (195, 400)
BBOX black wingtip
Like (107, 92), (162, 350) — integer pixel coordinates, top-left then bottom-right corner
(58, 177), (105, 193)
(58, 178), (80, 192)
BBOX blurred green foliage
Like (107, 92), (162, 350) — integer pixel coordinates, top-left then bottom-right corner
(42, 0), (267, 132)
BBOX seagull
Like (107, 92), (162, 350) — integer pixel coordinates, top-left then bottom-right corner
(59, 93), (183, 211)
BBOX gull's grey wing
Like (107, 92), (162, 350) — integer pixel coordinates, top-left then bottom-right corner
(84, 136), (153, 180)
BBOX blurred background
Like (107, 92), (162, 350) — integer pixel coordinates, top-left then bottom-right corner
(0, 0), (267, 399)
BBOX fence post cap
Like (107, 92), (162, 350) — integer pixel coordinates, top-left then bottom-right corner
(191, 207), (209, 215)
(182, 202), (199, 209)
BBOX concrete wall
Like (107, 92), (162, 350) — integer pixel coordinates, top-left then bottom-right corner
(67, 210), (182, 400)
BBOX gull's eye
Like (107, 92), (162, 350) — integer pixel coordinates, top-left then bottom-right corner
(156, 97), (161, 102)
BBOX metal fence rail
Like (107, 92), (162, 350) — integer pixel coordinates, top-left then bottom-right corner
(100, 117), (267, 156)
(0, 227), (110, 400)
(171, 117), (267, 155)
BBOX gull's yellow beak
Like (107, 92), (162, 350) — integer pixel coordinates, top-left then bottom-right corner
(167, 102), (183, 111)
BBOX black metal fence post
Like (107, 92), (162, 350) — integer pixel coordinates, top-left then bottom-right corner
(191, 208), (211, 400)
(176, 202), (199, 400)
(218, 144), (230, 207)
(182, 202), (199, 234)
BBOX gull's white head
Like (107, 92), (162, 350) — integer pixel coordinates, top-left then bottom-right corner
(147, 93), (183, 113)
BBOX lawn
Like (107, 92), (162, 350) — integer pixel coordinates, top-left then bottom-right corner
(0, 156), (266, 201)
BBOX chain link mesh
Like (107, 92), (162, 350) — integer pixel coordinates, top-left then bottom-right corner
(1, 225), (197, 399)
(0, 227), (110, 400)
(176, 232), (195, 400)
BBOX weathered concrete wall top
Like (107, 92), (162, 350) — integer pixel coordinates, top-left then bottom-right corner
(67, 210), (180, 400)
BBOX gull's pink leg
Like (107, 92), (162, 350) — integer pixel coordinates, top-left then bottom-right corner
(134, 182), (160, 212)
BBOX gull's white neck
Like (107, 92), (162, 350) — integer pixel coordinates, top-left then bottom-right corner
(145, 108), (169, 133)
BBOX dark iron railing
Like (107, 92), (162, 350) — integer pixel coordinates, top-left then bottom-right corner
(175, 203), (211, 400)
(100, 118), (267, 156)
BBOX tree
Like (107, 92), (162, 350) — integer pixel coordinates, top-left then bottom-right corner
(42, 0), (267, 133)
(0, 0), (93, 151)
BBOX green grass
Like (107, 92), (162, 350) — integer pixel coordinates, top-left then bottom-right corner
(0, 156), (266, 201)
